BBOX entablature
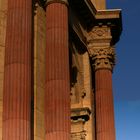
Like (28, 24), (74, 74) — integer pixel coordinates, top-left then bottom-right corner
(69, 0), (122, 46)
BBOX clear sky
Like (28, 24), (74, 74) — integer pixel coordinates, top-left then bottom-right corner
(107, 0), (140, 140)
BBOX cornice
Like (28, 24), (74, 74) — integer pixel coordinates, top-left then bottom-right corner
(96, 9), (121, 19)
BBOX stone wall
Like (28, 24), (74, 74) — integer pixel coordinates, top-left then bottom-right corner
(82, 52), (95, 140)
(34, 3), (46, 140)
(70, 41), (95, 140)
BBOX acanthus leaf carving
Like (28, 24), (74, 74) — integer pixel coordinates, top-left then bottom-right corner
(88, 47), (115, 71)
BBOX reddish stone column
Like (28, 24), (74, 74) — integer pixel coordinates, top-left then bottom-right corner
(95, 69), (115, 140)
(45, 0), (70, 140)
(2, 0), (32, 140)
(88, 26), (116, 140)
(89, 47), (116, 140)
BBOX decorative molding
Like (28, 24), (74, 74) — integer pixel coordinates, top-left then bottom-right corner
(44, 0), (68, 6)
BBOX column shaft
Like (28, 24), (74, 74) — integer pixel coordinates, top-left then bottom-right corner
(95, 69), (115, 140)
(2, 0), (32, 140)
(45, 2), (70, 140)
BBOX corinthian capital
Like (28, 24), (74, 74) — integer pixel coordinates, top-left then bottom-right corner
(88, 47), (115, 71)
(87, 26), (116, 71)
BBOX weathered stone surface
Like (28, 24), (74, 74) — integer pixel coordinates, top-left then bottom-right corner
(2, 0), (32, 139)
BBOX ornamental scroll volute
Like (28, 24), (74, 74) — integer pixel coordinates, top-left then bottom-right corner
(87, 26), (116, 71)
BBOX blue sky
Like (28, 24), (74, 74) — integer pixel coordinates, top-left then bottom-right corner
(107, 0), (140, 140)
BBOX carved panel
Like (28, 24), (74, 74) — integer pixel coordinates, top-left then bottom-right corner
(88, 26), (111, 42)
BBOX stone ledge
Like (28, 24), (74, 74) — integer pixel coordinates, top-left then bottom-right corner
(71, 107), (91, 122)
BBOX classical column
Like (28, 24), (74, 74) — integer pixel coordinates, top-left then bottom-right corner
(45, 0), (70, 140)
(88, 26), (116, 140)
(2, 0), (32, 140)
